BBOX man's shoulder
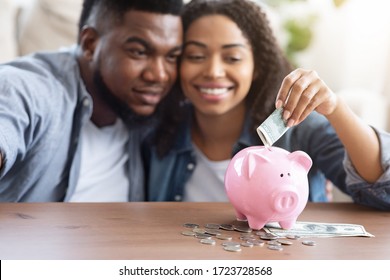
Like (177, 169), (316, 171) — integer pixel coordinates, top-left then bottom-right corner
(0, 47), (80, 95)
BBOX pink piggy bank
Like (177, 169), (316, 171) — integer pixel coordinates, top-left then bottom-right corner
(224, 146), (312, 230)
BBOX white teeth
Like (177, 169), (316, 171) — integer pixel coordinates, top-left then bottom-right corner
(199, 87), (229, 95)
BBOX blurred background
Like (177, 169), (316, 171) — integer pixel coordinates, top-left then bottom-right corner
(1, 0), (390, 201)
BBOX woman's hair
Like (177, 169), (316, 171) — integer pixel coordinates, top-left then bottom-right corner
(155, 0), (292, 156)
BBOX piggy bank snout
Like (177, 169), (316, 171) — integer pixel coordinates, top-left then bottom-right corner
(273, 190), (299, 213)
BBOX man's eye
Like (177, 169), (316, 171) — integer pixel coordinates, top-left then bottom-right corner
(166, 53), (181, 63)
(127, 49), (147, 58)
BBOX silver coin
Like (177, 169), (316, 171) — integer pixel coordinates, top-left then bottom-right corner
(220, 224), (235, 231)
(205, 229), (222, 236)
(205, 223), (220, 229)
(267, 240), (280, 246)
(240, 241), (254, 248)
(234, 225), (252, 233)
(277, 239), (293, 245)
(195, 233), (213, 239)
(239, 236), (257, 242)
(251, 240), (265, 247)
(183, 223), (199, 228)
(181, 231), (196, 236)
(192, 228), (206, 234)
(302, 240), (316, 246)
(267, 244), (283, 251)
(222, 241), (241, 248)
(200, 238), (216, 245)
(286, 234), (301, 240)
(259, 235), (278, 240)
(224, 245), (242, 252)
(256, 232), (275, 237)
(216, 234), (233, 240)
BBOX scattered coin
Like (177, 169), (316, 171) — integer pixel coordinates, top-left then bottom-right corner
(195, 233), (213, 239)
(222, 241), (241, 248)
(224, 245), (242, 252)
(277, 239), (293, 245)
(205, 229), (222, 236)
(251, 240), (265, 247)
(286, 234), (301, 240)
(216, 234), (233, 240)
(205, 223), (220, 229)
(234, 225), (252, 233)
(240, 241), (254, 248)
(183, 223), (199, 229)
(267, 244), (283, 251)
(220, 224), (235, 231)
(239, 236), (257, 242)
(200, 239), (216, 245)
(260, 235), (278, 241)
(302, 240), (316, 246)
(192, 228), (206, 234)
(181, 231), (196, 236)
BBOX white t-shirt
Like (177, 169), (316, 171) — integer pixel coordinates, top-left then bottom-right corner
(183, 144), (230, 202)
(69, 119), (129, 202)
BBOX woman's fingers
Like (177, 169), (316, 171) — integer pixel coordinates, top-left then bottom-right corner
(275, 68), (336, 126)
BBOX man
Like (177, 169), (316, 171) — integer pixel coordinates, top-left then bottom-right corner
(0, 0), (183, 202)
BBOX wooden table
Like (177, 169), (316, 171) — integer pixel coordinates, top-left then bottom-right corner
(0, 202), (389, 260)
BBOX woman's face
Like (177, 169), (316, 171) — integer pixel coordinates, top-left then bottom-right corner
(180, 15), (254, 117)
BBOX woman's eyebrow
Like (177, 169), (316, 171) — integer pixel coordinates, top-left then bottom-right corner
(184, 41), (248, 49)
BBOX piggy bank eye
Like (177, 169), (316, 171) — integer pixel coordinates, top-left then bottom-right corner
(288, 173), (291, 176)
(280, 173), (283, 177)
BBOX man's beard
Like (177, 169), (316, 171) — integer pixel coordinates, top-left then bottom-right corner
(92, 69), (158, 127)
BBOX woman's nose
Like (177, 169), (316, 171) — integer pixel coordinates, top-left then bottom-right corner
(203, 56), (225, 79)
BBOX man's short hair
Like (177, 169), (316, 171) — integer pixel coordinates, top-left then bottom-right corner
(78, 0), (184, 32)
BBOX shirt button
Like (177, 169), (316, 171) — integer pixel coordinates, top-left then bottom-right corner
(83, 98), (90, 107)
(174, 195), (182, 201)
(187, 163), (195, 170)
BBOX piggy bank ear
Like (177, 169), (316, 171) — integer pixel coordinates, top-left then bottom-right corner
(288, 151), (312, 172)
(243, 152), (270, 179)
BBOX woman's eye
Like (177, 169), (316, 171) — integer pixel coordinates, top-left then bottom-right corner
(184, 54), (205, 62)
(166, 53), (180, 63)
(226, 56), (241, 63)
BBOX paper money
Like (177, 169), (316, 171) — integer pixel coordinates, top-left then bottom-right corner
(263, 221), (374, 238)
(257, 107), (289, 147)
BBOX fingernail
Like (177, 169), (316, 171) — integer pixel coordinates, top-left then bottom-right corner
(283, 110), (290, 120)
(275, 100), (283, 109)
(287, 119), (295, 127)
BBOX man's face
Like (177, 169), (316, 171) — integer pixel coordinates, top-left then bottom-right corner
(89, 10), (182, 117)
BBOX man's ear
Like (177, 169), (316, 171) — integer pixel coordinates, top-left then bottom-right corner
(79, 26), (99, 61)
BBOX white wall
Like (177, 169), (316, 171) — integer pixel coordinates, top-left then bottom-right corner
(265, 0), (390, 131)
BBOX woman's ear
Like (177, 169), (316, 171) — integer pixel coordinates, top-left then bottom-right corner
(78, 26), (99, 61)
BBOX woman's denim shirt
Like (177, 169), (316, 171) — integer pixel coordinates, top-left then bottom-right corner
(143, 107), (390, 210)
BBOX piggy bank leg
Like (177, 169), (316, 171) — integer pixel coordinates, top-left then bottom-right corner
(247, 216), (266, 230)
(279, 219), (297, 230)
(234, 210), (247, 222)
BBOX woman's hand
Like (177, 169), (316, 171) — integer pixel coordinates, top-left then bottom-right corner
(275, 68), (339, 127)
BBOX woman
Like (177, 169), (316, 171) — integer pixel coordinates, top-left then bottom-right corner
(143, 0), (390, 209)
